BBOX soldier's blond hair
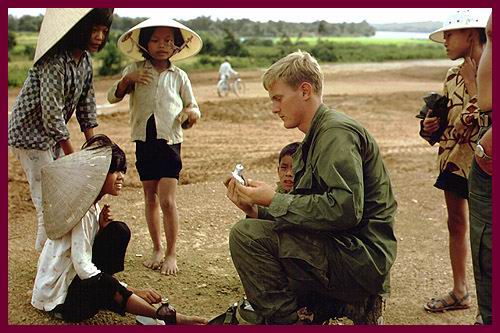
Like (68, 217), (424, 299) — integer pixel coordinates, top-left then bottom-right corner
(262, 50), (323, 95)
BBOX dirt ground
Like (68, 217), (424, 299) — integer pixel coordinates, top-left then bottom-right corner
(7, 59), (479, 325)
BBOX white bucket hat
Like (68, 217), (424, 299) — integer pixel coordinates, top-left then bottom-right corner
(117, 17), (203, 62)
(429, 9), (491, 43)
(33, 8), (93, 64)
(42, 147), (112, 240)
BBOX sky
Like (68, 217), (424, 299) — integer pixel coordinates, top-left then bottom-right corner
(6, 8), (492, 24)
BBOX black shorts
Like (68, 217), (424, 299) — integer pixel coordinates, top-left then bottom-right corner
(434, 170), (469, 199)
(135, 140), (182, 181)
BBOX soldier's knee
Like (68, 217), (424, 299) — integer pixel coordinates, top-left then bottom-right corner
(229, 219), (248, 248)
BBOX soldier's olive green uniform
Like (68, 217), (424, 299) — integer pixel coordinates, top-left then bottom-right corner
(229, 105), (397, 324)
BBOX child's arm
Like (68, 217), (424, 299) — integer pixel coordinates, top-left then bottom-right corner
(40, 58), (78, 153)
(75, 68), (98, 146)
(126, 286), (162, 304)
(108, 63), (153, 102)
(179, 72), (201, 126)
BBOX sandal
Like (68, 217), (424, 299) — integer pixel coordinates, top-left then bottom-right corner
(156, 301), (177, 324)
(424, 291), (471, 312)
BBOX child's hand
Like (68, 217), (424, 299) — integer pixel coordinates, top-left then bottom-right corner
(186, 109), (199, 126)
(125, 69), (153, 85)
(134, 288), (162, 304)
(460, 57), (478, 95)
(422, 114), (440, 133)
(179, 107), (199, 129)
(99, 204), (112, 230)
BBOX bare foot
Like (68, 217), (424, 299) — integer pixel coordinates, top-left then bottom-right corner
(160, 254), (178, 275)
(143, 249), (163, 270)
(176, 313), (208, 325)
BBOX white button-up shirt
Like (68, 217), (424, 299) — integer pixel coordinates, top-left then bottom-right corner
(31, 204), (101, 311)
(219, 61), (237, 80)
(108, 61), (200, 144)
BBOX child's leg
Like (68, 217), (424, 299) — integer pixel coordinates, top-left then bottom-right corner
(142, 180), (164, 270)
(444, 190), (470, 298)
(122, 293), (207, 324)
(158, 178), (179, 275)
(10, 147), (54, 251)
(425, 190), (470, 311)
(63, 270), (206, 324)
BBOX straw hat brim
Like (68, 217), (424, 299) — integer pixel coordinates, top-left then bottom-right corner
(42, 147), (112, 240)
(34, 8), (93, 64)
(117, 17), (203, 62)
(429, 23), (488, 43)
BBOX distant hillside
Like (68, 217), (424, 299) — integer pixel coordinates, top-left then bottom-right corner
(372, 21), (442, 33)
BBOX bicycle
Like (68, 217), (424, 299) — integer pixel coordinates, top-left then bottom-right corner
(217, 76), (246, 97)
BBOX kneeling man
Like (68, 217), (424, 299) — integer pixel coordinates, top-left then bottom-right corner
(224, 51), (397, 324)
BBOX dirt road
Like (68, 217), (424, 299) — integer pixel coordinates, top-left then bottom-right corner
(7, 58), (477, 325)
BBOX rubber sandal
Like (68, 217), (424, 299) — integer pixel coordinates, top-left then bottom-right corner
(424, 291), (471, 312)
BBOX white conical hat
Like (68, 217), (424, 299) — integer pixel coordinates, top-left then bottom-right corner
(42, 147), (111, 240)
(117, 17), (203, 62)
(429, 8), (491, 43)
(34, 8), (93, 64)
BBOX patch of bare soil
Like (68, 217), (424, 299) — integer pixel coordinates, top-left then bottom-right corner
(8, 59), (477, 325)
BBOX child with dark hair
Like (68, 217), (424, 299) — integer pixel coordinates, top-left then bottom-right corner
(108, 17), (202, 276)
(8, 8), (114, 251)
(422, 9), (489, 313)
(277, 142), (300, 193)
(31, 135), (206, 325)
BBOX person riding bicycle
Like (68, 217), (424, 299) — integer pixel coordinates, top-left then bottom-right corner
(219, 57), (238, 82)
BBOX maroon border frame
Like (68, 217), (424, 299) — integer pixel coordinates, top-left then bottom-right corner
(2, 0), (497, 332)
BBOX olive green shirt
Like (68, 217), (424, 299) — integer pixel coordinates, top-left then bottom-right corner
(258, 104), (397, 296)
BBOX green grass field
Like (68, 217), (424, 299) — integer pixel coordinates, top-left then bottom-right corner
(8, 31), (446, 87)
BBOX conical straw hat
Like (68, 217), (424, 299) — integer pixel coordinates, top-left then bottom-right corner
(429, 9), (491, 43)
(34, 8), (93, 64)
(42, 147), (111, 240)
(117, 17), (203, 62)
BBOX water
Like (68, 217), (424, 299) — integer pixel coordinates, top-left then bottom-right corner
(373, 31), (430, 40)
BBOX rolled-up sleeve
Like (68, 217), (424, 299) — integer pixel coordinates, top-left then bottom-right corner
(76, 69), (98, 132)
(180, 72), (201, 118)
(40, 59), (70, 143)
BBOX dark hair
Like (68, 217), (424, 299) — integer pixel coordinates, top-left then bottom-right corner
(279, 142), (300, 163)
(477, 28), (487, 44)
(81, 134), (127, 174)
(56, 8), (114, 53)
(138, 26), (185, 60)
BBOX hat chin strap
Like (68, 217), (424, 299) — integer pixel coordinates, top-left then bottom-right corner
(128, 35), (194, 60)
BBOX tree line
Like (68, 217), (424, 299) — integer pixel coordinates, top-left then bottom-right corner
(8, 14), (375, 37)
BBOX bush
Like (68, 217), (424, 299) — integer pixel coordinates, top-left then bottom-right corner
(311, 41), (338, 62)
(198, 55), (221, 67)
(200, 35), (222, 56)
(221, 29), (250, 57)
(97, 42), (124, 76)
(8, 31), (17, 51)
(243, 38), (274, 47)
(23, 45), (35, 59)
(8, 63), (30, 87)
